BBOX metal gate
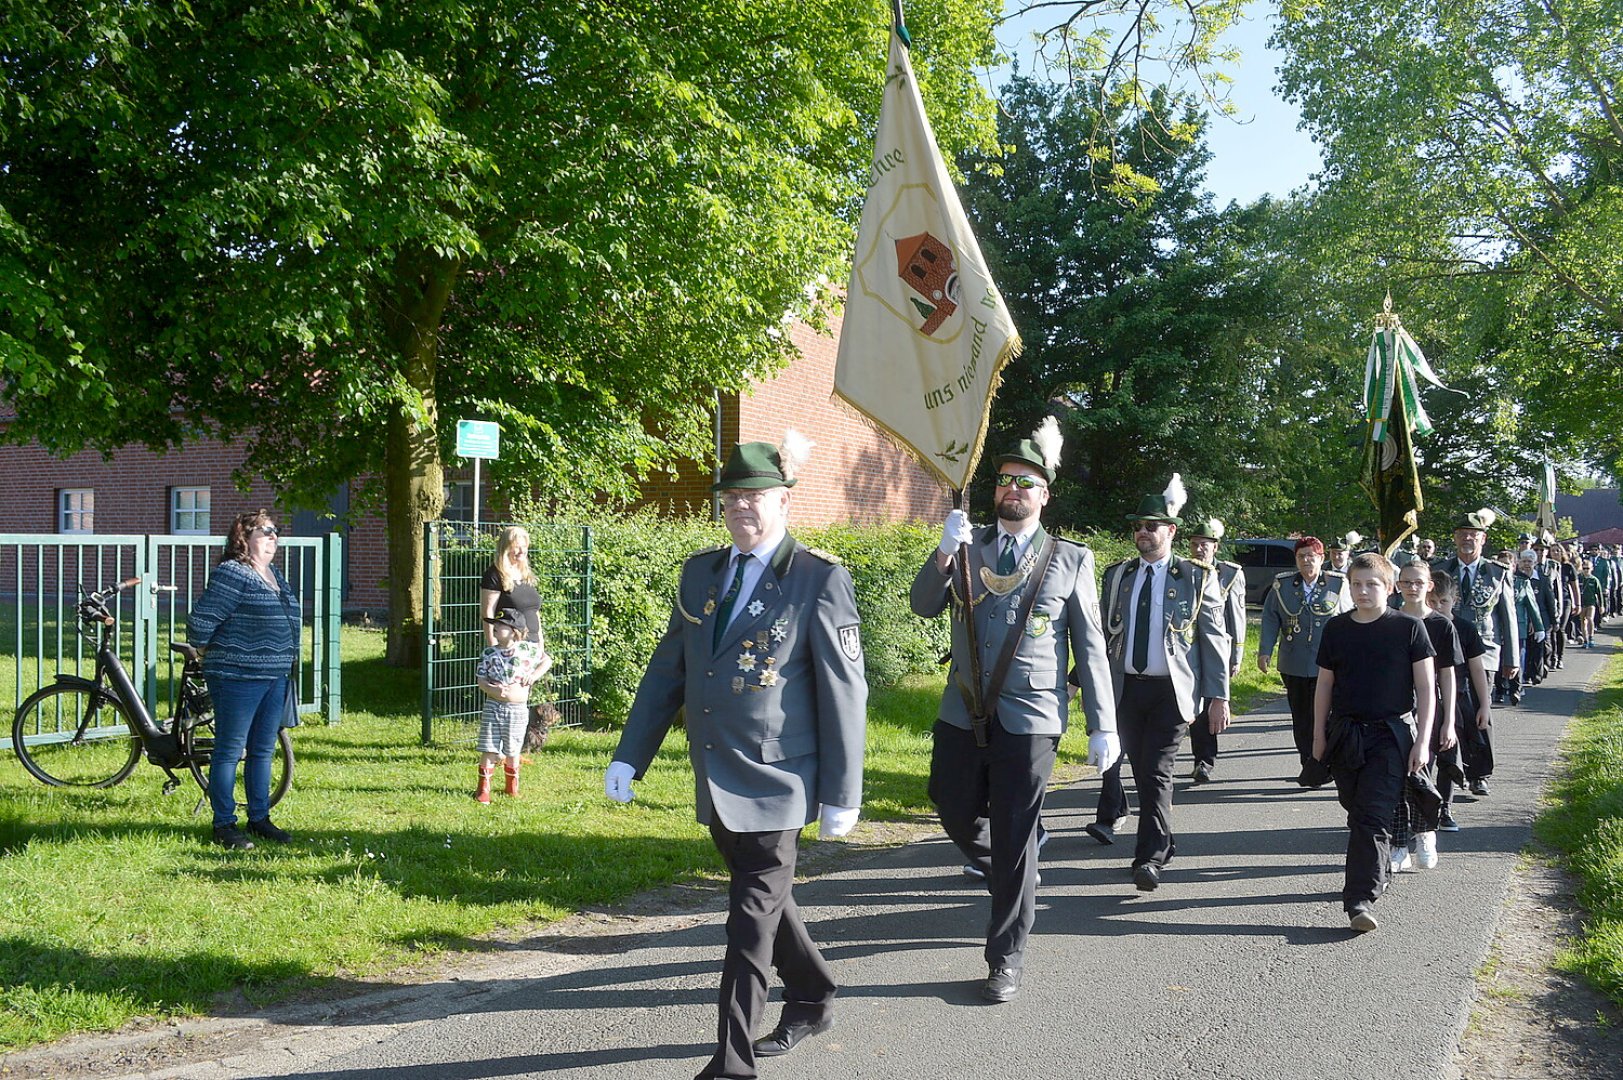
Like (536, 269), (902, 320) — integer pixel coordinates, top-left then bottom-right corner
(421, 521), (591, 742)
(2, 533), (343, 750)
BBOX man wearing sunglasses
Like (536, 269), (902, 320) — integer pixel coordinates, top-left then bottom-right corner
(1089, 478), (1231, 893)
(911, 417), (1117, 1004)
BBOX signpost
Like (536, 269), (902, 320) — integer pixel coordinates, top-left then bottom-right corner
(454, 420), (501, 528)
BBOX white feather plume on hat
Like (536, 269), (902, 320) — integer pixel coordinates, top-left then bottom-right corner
(1344, 530), (1363, 548)
(1162, 473), (1187, 520)
(1467, 508), (1497, 530)
(779, 429), (813, 483)
(1032, 415), (1063, 474)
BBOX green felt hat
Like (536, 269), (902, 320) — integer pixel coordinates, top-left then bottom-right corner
(713, 441), (796, 491)
(1126, 473), (1187, 527)
(993, 439), (1056, 485)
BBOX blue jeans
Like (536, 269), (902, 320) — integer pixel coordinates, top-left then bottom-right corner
(205, 675), (286, 828)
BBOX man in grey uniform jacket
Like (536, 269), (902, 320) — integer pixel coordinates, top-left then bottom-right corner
(1090, 477), (1231, 891)
(1438, 508), (1519, 680)
(911, 418), (1117, 1004)
(605, 436), (866, 1080)
(1187, 517), (1246, 783)
(1258, 536), (1352, 775)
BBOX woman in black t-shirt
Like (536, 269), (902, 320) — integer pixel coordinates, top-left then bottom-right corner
(481, 526), (544, 646)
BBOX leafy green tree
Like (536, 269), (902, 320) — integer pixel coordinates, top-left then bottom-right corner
(960, 75), (1298, 531)
(1275, 0), (1623, 481)
(0, 0), (1000, 663)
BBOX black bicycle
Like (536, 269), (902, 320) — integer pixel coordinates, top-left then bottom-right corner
(11, 578), (294, 806)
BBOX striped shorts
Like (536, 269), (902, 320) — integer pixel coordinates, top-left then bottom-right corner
(478, 700), (527, 757)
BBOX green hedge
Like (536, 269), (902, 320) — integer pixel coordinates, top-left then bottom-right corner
(576, 513), (1138, 725)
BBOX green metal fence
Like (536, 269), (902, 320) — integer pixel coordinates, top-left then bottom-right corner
(2, 533), (343, 751)
(421, 521), (592, 743)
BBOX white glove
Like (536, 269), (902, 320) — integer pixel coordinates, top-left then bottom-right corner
(1534, 631), (1547, 643)
(1087, 731), (1121, 773)
(938, 509), (973, 558)
(604, 761), (636, 803)
(818, 804), (860, 838)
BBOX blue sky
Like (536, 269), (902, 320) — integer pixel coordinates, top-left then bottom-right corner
(989, 5), (1323, 207)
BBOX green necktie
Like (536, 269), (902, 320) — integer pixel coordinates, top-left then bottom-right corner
(713, 554), (745, 649)
(1131, 565), (1154, 673)
(997, 534), (1016, 574)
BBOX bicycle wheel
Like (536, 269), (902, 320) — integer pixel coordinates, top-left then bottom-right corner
(183, 718), (295, 811)
(12, 684), (142, 788)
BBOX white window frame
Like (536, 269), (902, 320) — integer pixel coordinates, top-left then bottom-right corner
(59, 489), (95, 534)
(443, 480), (474, 523)
(170, 486), (211, 535)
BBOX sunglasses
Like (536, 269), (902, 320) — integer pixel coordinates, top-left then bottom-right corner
(995, 474), (1047, 490)
(1129, 521), (1166, 533)
(252, 525), (279, 538)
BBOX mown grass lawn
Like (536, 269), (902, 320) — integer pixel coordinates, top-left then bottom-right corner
(1535, 647), (1623, 1009)
(0, 615), (1280, 1051)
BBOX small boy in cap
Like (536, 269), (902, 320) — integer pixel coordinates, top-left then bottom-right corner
(474, 607), (551, 802)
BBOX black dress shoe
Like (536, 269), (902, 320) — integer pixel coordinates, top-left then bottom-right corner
(1084, 821), (1116, 845)
(1132, 862), (1161, 892)
(982, 966), (1021, 1003)
(1192, 762), (1213, 784)
(752, 1016), (833, 1057)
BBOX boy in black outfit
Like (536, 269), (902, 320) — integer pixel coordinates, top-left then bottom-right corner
(1312, 552), (1436, 932)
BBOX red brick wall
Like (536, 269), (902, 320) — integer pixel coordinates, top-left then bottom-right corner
(634, 311), (951, 527)
(0, 433), (394, 610)
(743, 317), (950, 526)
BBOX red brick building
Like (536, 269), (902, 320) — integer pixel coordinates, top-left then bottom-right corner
(634, 314), (952, 526)
(1, 311), (950, 613)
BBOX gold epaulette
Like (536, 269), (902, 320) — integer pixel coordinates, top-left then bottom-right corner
(1188, 557), (1215, 572)
(803, 546), (842, 565)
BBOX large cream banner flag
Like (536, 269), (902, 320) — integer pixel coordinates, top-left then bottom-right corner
(833, 26), (1020, 492)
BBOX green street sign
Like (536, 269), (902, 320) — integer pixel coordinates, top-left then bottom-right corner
(456, 420), (501, 459)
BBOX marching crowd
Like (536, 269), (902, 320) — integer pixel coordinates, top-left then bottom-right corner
(591, 423), (1610, 1080)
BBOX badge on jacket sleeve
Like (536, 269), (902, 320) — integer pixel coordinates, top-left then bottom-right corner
(839, 624), (863, 661)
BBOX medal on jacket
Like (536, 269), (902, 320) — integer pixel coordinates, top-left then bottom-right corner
(981, 543), (1039, 596)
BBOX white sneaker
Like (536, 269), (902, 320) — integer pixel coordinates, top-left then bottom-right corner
(1414, 831), (1439, 870)
(1390, 847), (1413, 874)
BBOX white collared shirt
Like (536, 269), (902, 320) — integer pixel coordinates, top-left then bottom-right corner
(721, 530), (785, 633)
(995, 525), (1038, 568)
(1125, 556), (1171, 677)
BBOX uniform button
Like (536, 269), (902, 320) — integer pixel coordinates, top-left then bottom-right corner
(705, 743), (715, 750)
(706, 670), (714, 677)
(703, 708), (711, 714)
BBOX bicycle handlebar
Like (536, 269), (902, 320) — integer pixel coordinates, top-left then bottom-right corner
(77, 578), (143, 626)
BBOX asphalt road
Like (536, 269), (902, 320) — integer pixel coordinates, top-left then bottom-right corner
(25, 633), (1611, 1080)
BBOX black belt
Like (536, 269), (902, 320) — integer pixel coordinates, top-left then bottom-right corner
(1125, 673), (1172, 681)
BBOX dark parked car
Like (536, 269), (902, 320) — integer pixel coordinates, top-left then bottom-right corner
(1228, 538), (1299, 606)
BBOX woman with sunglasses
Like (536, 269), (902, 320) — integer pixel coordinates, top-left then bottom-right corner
(187, 510), (302, 849)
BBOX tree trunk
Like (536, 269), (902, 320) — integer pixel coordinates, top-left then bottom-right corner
(381, 250), (460, 667)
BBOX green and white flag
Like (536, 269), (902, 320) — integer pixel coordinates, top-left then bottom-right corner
(1360, 296), (1459, 555)
(833, 23), (1020, 492)
(1537, 461), (1558, 532)
(1362, 313), (1449, 443)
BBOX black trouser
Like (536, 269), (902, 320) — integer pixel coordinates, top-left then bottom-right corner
(1330, 718), (1410, 913)
(1096, 675), (1186, 869)
(1525, 633), (1546, 684)
(702, 822), (836, 1080)
(1189, 699), (1219, 769)
(930, 718), (1056, 971)
(1282, 673), (1318, 768)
